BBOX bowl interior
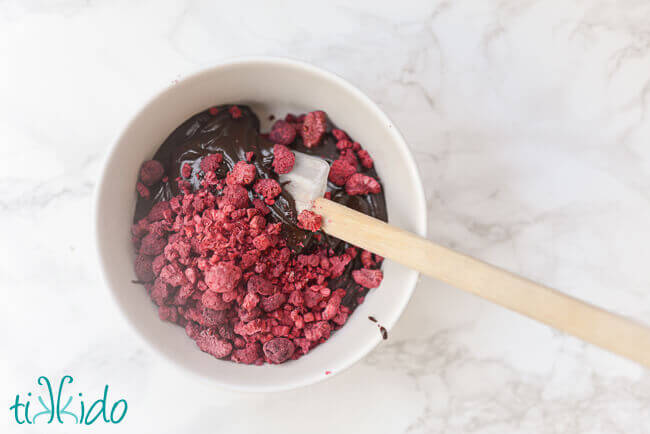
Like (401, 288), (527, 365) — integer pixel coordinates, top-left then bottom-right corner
(95, 59), (426, 391)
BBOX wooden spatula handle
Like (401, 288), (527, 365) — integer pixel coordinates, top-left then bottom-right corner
(313, 197), (650, 368)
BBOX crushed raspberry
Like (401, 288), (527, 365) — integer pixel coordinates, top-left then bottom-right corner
(301, 110), (327, 148)
(357, 149), (374, 168)
(345, 173), (381, 195)
(254, 178), (281, 199)
(269, 120), (296, 146)
(205, 262), (242, 293)
(352, 268), (383, 288)
(200, 153), (223, 173)
(222, 185), (250, 209)
(226, 161), (256, 186)
(271, 144), (295, 174)
(140, 160), (165, 186)
(134, 254), (155, 282)
(181, 163), (192, 178)
(229, 105), (243, 119)
(209, 107), (219, 115)
(194, 329), (233, 359)
(136, 182), (150, 199)
(328, 159), (357, 186)
(132, 107), (386, 365)
(297, 210), (322, 232)
(263, 337), (295, 363)
(332, 128), (348, 141)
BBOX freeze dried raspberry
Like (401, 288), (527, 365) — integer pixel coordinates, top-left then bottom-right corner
(200, 153), (223, 173)
(332, 128), (348, 141)
(152, 254), (166, 276)
(352, 268), (383, 288)
(226, 161), (256, 186)
(231, 342), (261, 364)
(301, 110), (327, 148)
(269, 120), (296, 146)
(160, 263), (188, 287)
(222, 185), (250, 209)
(229, 105), (243, 119)
(205, 262), (242, 293)
(247, 275), (276, 296)
(209, 107), (219, 115)
(345, 173), (381, 195)
(147, 201), (171, 222)
(328, 158), (356, 186)
(260, 292), (287, 312)
(181, 163), (192, 178)
(252, 198), (270, 215)
(140, 160), (165, 186)
(263, 337), (295, 364)
(360, 250), (376, 268)
(134, 254), (155, 282)
(304, 321), (331, 342)
(242, 292), (260, 312)
(297, 210), (322, 232)
(140, 233), (167, 255)
(336, 139), (353, 151)
(271, 144), (295, 174)
(194, 329), (233, 359)
(253, 178), (281, 199)
(201, 291), (230, 311)
(136, 182), (150, 199)
(357, 149), (374, 168)
(158, 305), (178, 322)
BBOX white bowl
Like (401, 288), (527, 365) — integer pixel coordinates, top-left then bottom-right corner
(94, 57), (427, 392)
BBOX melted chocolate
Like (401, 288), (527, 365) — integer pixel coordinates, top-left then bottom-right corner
(134, 104), (388, 309)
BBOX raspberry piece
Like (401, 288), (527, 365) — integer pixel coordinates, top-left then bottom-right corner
(229, 105), (243, 119)
(253, 178), (281, 199)
(140, 233), (167, 255)
(357, 149), (374, 168)
(352, 268), (383, 288)
(304, 321), (331, 342)
(301, 110), (327, 148)
(269, 120), (296, 146)
(200, 153), (223, 173)
(247, 275), (276, 296)
(194, 329), (233, 359)
(252, 198), (270, 215)
(360, 250), (376, 268)
(160, 263), (187, 287)
(205, 262), (242, 293)
(297, 210), (322, 232)
(136, 182), (150, 199)
(245, 151), (255, 162)
(140, 160), (165, 186)
(336, 139), (353, 151)
(332, 128), (348, 141)
(345, 173), (381, 195)
(231, 342), (261, 364)
(181, 163), (192, 178)
(209, 107), (219, 115)
(147, 201), (171, 222)
(134, 254), (155, 282)
(242, 292), (260, 312)
(271, 144), (295, 174)
(201, 291), (230, 311)
(328, 158), (356, 186)
(263, 337), (295, 364)
(222, 185), (250, 209)
(260, 292), (287, 312)
(226, 161), (256, 186)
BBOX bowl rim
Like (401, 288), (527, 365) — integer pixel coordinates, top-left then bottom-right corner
(93, 56), (428, 392)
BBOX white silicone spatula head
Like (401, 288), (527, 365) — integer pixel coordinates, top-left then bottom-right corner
(278, 151), (330, 213)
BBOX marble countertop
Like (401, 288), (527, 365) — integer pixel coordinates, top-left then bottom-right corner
(2, 1), (650, 432)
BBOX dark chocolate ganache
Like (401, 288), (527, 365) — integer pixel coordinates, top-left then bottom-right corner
(134, 104), (387, 309)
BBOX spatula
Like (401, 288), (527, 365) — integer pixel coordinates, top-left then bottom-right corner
(280, 152), (650, 368)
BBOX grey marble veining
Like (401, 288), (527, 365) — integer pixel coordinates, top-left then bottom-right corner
(2, 1), (650, 432)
